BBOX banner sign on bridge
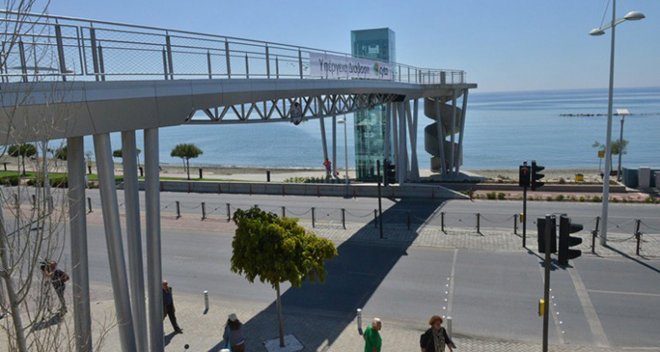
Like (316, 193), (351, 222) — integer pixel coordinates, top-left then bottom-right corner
(310, 52), (393, 80)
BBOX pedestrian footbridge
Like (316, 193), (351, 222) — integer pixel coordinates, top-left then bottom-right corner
(0, 11), (475, 352)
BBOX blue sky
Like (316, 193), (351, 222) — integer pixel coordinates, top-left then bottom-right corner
(49, 0), (659, 92)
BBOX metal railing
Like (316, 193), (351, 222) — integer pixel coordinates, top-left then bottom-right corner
(0, 11), (466, 84)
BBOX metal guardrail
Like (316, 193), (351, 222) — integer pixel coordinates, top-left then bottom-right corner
(0, 11), (466, 84)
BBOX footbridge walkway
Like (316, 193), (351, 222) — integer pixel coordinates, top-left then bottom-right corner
(0, 11), (476, 352)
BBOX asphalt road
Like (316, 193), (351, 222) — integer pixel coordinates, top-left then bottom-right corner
(75, 191), (660, 349)
(82, 190), (660, 234)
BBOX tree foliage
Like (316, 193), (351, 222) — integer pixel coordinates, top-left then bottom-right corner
(54, 145), (67, 161)
(231, 207), (337, 346)
(170, 143), (203, 180)
(8, 143), (37, 175)
(112, 148), (141, 159)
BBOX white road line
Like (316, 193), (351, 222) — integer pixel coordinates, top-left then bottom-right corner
(588, 289), (660, 298)
(568, 265), (610, 348)
(446, 249), (458, 315)
(538, 265), (565, 345)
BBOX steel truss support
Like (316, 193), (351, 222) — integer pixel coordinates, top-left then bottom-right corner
(405, 99), (420, 181)
(435, 98), (447, 175)
(92, 133), (137, 352)
(456, 89), (469, 174)
(450, 90), (458, 175)
(121, 131), (148, 352)
(188, 93), (399, 124)
(67, 136), (92, 352)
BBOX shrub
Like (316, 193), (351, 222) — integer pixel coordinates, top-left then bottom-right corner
(558, 177), (566, 184)
(579, 196), (586, 202)
(49, 175), (68, 188)
(497, 192), (506, 200)
(486, 192), (497, 200)
(591, 196), (602, 203)
(546, 196), (554, 201)
(555, 194), (565, 201)
(0, 175), (20, 186)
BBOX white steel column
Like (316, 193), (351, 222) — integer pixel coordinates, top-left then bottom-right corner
(392, 103), (399, 175)
(435, 99), (447, 175)
(144, 128), (164, 352)
(332, 114), (337, 178)
(450, 90), (458, 175)
(67, 136), (92, 352)
(456, 89), (469, 174)
(121, 131), (147, 352)
(92, 133), (137, 352)
(383, 103), (391, 164)
(398, 102), (407, 184)
(406, 99), (420, 181)
(319, 117), (329, 176)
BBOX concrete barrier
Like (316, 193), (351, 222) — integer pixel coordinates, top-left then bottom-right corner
(130, 181), (468, 200)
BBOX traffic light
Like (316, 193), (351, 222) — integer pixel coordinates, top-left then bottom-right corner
(519, 163), (530, 188)
(384, 159), (396, 185)
(558, 215), (583, 266)
(531, 161), (545, 191)
(537, 216), (556, 254)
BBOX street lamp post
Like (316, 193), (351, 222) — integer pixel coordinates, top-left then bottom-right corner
(616, 108), (630, 181)
(589, 1), (645, 246)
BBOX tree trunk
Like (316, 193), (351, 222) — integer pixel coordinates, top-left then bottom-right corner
(186, 159), (190, 180)
(0, 223), (27, 352)
(21, 156), (26, 176)
(276, 283), (285, 347)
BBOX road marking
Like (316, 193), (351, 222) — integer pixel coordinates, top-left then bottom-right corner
(446, 249), (458, 315)
(568, 265), (610, 348)
(537, 265), (565, 345)
(588, 289), (660, 298)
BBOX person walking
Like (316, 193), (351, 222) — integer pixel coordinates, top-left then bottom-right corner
(162, 280), (183, 334)
(40, 260), (69, 315)
(363, 317), (382, 352)
(420, 315), (456, 352)
(223, 313), (246, 352)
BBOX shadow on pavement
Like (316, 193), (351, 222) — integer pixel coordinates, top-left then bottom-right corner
(31, 313), (62, 331)
(604, 244), (660, 275)
(210, 199), (446, 351)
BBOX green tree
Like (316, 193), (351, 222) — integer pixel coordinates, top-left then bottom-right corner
(54, 145), (67, 161)
(170, 143), (203, 180)
(593, 139), (628, 170)
(231, 207), (337, 347)
(7, 144), (37, 175)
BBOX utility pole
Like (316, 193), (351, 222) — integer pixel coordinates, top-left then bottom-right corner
(542, 214), (553, 352)
(376, 160), (384, 239)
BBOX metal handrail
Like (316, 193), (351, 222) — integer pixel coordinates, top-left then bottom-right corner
(0, 10), (467, 84)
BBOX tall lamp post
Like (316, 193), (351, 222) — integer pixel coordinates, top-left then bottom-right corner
(589, 1), (645, 246)
(615, 108), (630, 181)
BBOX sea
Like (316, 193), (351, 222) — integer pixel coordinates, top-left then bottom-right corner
(87, 86), (660, 170)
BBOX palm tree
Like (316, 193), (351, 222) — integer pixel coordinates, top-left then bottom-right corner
(593, 139), (628, 173)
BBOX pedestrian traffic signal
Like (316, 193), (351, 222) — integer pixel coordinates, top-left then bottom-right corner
(558, 215), (583, 266)
(537, 217), (556, 254)
(384, 159), (396, 185)
(519, 163), (530, 188)
(531, 161), (545, 191)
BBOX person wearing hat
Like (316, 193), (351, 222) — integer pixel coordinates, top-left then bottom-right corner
(363, 317), (382, 352)
(420, 315), (455, 352)
(223, 313), (246, 352)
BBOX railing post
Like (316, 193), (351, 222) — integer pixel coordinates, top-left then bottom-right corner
(441, 212), (445, 233)
(407, 66), (410, 83)
(265, 44), (270, 78)
(18, 40), (27, 82)
(225, 39), (231, 79)
(87, 197), (92, 213)
(165, 34), (174, 80)
(55, 24), (68, 81)
(398, 64), (401, 82)
(634, 219), (642, 256)
(374, 209), (378, 228)
(592, 216), (600, 254)
(206, 49), (212, 79)
(226, 203), (231, 222)
(175, 201), (181, 219)
(98, 43), (106, 81)
(298, 49), (303, 79)
(311, 207), (316, 228)
(514, 214), (518, 235)
(341, 208), (346, 229)
(162, 47), (169, 80)
(275, 56), (280, 79)
(281, 206), (286, 218)
(244, 53), (249, 79)
(476, 213), (481, 233)
(89, 27), (100, 80)
(201, 202), (206, 220)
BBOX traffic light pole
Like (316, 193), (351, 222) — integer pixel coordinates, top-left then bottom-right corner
(542, 214), (552, 352)
(522, 185), (528, 247)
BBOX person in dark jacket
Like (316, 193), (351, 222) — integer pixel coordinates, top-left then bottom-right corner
(223, 313), (246, 352)
(162, 280), (183, 334)
(420, 315), (455, 352)
(41, 260), (69, 315)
